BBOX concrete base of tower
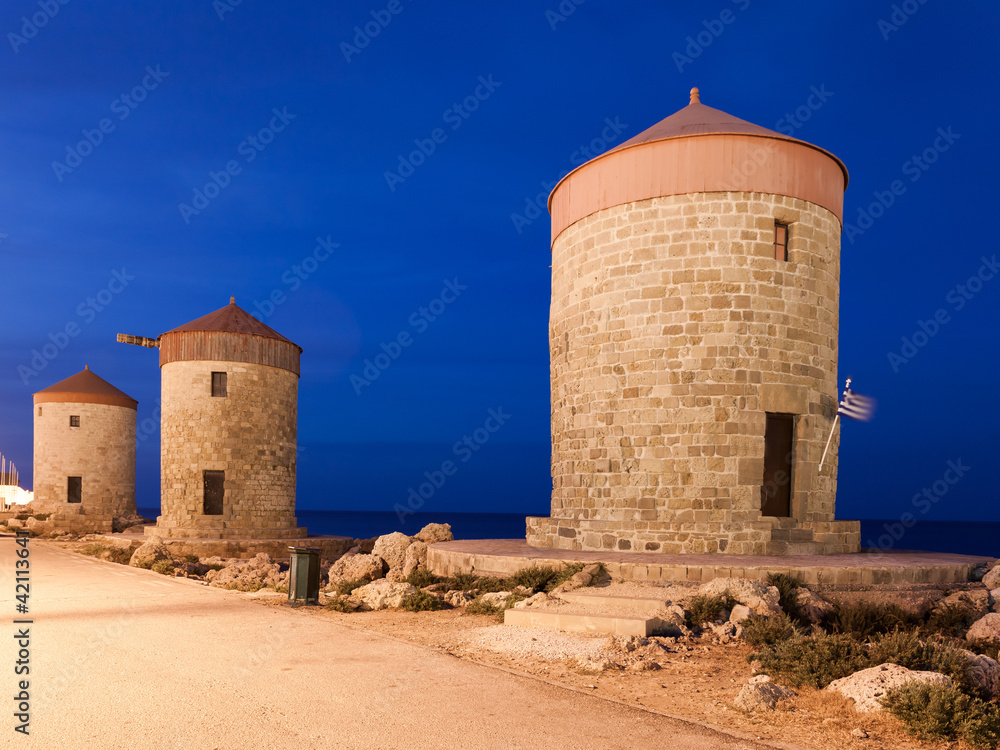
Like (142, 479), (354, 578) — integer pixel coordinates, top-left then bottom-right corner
(525, 516), (860, 556)
(146, 518), (308, 540)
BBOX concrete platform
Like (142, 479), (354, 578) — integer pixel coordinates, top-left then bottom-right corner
(99, 532), (356, 560)
(504, 608), (657, 637)
(428, 539), (993, 586)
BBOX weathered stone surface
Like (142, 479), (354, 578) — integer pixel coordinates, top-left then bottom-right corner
(652, 604), (690, 637)
(353, 580), (417, 610)
(205, 553), (288, 591)
(402, 541), (428, 577)
(414, 523), (454, 544)
(735, 675), (795, 712)
(991, 589), (1000, 613)
(513, 592), (552, 609)
(826, 664), (953, 713)
(935, 589), (991, 621)
(325, 553), (386, 588)
(480, 591), (513, 606)
(699, 578), (781, 617)
(961, 650), (1000, 696)
(729, 604), (752, 624)
(982, 565), (1000, 590)
(6, 518), (23, 530)
(445, 590), (476, 608)
(967, 613), (1000, 641)
(794, 588), (835, 624)
(129, 537), (172, 569)
(371, 532), (413, 572)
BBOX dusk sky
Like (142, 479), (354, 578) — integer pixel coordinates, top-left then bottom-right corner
(0, 1), (996, 522)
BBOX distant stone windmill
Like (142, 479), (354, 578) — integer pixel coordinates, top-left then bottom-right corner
(0, 452), (29, 510)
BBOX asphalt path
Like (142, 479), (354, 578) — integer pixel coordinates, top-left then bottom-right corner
(0, 537), (789, 750)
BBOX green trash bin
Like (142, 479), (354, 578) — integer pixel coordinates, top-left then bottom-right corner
(288, 547), (322, 604)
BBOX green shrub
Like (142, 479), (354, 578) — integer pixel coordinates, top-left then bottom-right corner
(465, 597), (502, 617)
(151, 559), (175, 576)
(15, 513), (30, 521)
(403, 569), (442, 589)
(868, 629), (975, 694)
(507, 565), (559, 592)
(445, 573), (480, 591)
(333, 578), (370, 596)
(401, 592), (443, 612)
(30, 513), (50, 521)
(925, 601), (975, 638)
(79, 543), (132, 565)
(183, 554), (200, 563)
(881, 682), (1000, 747)
(204, 563), (227, 572)
(741, 613), (797, 649)
(474, 576), (515, 594)
(753, 633), (868, 689)
(830, 600), (915, 639)
(685, 594), (735, 627)
(541, 563), (589, 592)
(964, 638), (1000, 662)
(80, 543), (108, 557)
(766, 573), (806, 624)
(324, 595), (364, 613)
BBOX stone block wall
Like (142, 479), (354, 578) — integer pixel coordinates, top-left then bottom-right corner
(32, 400), (136, 523)
(528, 190), (859, 555)
(158, 359), (303, 539)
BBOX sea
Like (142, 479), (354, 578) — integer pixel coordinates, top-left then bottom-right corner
(136, 508), (1000, 558)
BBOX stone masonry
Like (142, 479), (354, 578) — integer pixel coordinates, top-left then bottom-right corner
(157, 358), (303, 539)
(527, 190), (859, 555)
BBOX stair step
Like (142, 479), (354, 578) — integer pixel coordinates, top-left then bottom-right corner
(558, 590), (670, 614)
(504, 608), (658, 637)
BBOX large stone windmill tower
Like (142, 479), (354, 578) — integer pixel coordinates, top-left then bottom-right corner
(122, 297), (304, 540)
(527, 88), (860, 556)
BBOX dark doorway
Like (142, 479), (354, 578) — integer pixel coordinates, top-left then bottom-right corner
(67, 476), (82, 504)
(203, 470), (224, 515)
(761, 414), (794, 517)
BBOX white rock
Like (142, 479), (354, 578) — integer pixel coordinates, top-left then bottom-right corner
(324, 553), (386, 589)
(414, 523), (453, 544)
(967, 613), (1000, 641)
(826, 663), (953, 713)
(982, 565), (1000, 590)
(990, 589), (1000, 614)
(352, 579), (417, 610)
(735, 675), (795, 711)
(794, 588), (835, 623)
(445, 590), (475, 607)
(729, 604), (752, 623)
(129, 537), (172, 569)
(480, 591), (512, 606)
(402, 541), (428, 577)
(699, 577), (781, 617)
(962, 650), (1000, 696)
(371, 532), (413, 572)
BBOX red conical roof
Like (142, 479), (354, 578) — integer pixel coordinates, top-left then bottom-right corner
(162, 297), (298, 347)
(605, 87), (848, 182)
(33, 366), (138, 409)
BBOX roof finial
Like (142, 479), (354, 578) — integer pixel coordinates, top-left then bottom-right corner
(230, 296), (235, 305)
(690, 87), (700, 104)
(85, 364), (89, 371)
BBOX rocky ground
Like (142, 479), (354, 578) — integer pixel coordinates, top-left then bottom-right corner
(19, 517), (1000, 750)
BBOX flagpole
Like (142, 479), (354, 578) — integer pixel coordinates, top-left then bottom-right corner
(819, 377), (850, 472)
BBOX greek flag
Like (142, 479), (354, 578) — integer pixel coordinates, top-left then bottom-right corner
(838, 388), (876, 422)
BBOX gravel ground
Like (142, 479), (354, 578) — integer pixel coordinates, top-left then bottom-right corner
(462, 624), (611, 661)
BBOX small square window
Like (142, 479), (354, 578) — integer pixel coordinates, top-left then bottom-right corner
(211, 372), (228, 398)
(774, 222), (789, 261)
(38, 407), (42, 416)
(69, 415), (80, 427)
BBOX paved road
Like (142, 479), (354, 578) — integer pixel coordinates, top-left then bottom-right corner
(1, 538), (783, 750)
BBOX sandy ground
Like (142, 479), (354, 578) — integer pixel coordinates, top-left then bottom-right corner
(2, 537), (791, 750)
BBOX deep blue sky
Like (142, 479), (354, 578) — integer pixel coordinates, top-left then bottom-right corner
(0, 1), (996, 522)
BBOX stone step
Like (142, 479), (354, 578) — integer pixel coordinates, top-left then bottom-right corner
(763, 541), (821, 556)
(769, 528), (815, 543)
(504, 608), (658, 637)
(558, 590), (671, 614)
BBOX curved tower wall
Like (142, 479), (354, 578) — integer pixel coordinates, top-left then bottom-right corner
(32, 399), (136, 518)
(157, 330), (303, 540)
(527, 114), (860, 555)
